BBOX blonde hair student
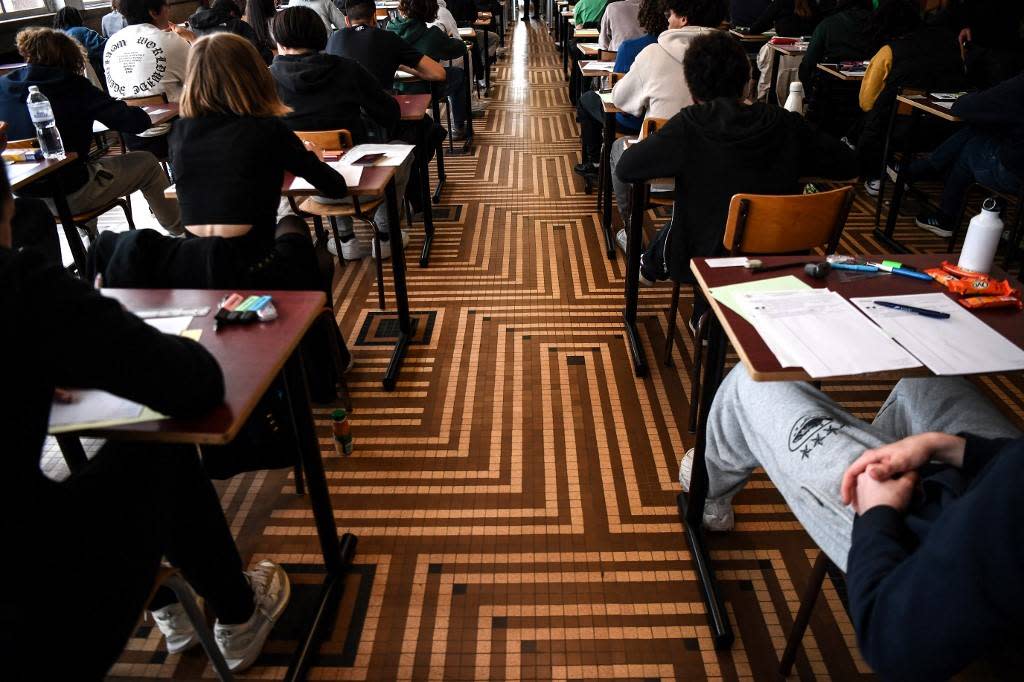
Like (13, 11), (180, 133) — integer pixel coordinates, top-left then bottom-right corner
(180, 32), (291, 119)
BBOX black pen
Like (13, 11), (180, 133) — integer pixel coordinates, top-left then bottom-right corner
(873, 300), (950, 319)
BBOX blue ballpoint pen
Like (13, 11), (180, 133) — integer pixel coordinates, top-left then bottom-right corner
(868, 262), (934, 281)
(830, 262), (878, 272)
(873, 300), (950, 319)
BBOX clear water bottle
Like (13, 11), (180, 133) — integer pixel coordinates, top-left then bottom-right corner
(26, 86), (65, 160)
(784, 81), (805, 114)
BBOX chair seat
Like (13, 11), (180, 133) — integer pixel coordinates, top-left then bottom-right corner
(298, 196), (385, 218)
(50, 196), (130, 224)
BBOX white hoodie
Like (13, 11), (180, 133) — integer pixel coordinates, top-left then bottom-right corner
(612, 26), (717, 120)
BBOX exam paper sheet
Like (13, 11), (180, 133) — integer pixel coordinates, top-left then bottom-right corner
(340, 144), (415, 167)
(851, 294), (1024, 375)
(289, 162), (362, 190)
(740, 290), (922, 378)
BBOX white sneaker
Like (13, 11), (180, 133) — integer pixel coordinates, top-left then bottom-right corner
(678, 448), (735, 532)
(615, 228), (628, 253)
(327, 236), (369, 260)
(372, 230), (411, 260)
(864, 178), (881, 197)
(214, 560), (291, 673)
(151, 584), (202, 655)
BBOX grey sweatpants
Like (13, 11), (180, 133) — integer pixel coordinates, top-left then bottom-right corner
(704, 366), (1022, 570)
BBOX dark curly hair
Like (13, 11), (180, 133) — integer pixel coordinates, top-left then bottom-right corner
(663, 0), (726, 28)
(399, 0), (439, 23)
(638, 0), (668, 36)
(683, 30), (750, 102)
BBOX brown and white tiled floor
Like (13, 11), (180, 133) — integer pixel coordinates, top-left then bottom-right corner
(94, 17), (1024, 682)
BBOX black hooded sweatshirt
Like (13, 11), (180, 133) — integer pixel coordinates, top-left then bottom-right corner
(0, 64), (150, 193)
(616, 98), (857, 282)
(270, 52), (400, 143)
(188, 6), (272, 64)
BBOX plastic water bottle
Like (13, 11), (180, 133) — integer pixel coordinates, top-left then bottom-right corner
(784, 81), (805, 114)
(957, 197), (1003, 274)
(26, 86), (65, 160)
(331, 408), (354, 456)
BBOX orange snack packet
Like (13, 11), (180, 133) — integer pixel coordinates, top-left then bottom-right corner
(946, 277), (1017, 297)
(958, 295), (1023, 311)
(941, 260), (990, 279)
(924, 268), (960, 289)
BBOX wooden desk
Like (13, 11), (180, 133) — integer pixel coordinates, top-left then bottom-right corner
(875, 92), (964, 252)
(92, 102), (180, 134)
(766, 42), (808, 105)
(473, 11), (496, 93)
(681, 254), (1022, 650)
(0, 61), (26, 75)
(59, 288), (357, 681)
(574, 27), (599, 39)
(577, 59), (614, 78)
(392, 93), (437, 265)
(6, 151), (87, 274)
(394, 74), (450, 203)
(816, 63), (865, 82)
(577, 41), (598, 57)
(729, 28), (771, 42)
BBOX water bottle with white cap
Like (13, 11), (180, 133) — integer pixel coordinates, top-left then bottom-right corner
(26, 86), (65, 160)
(957, 197), (1003, 274)
(784, 81), (805, 114)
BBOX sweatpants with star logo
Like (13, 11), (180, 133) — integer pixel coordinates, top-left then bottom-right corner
(702, 367), (1021, 571)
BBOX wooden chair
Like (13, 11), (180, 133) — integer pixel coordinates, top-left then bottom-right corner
(9, 137), (136, 239)
(121, 93), (172, 170)
(292, 129), (388, 310)
(597, 49), (617, 62)
(676, 187), (854, 429)
(142, 566), (234, 680)
(638, 117), (674, 208)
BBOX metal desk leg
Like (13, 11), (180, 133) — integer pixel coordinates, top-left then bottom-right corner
(677, 315), (734, 650)
(281, 350), (358, 681)
(873, 107), (921, 253)
(599, 109), (616, 259)
(622, 181), (648, 377)
(874, 96), (901, 226)
(51, 173), (88, 276)
(55, 434), (88, 473)
(418, 146), (435, 267)
(483, 27), (491, 94)
(563, 20), (570, 79)
(767, 48), (782, 106)
(463, 48), (475, 151)
(431, 82), (446, 204)
(383, 178), (412, 390)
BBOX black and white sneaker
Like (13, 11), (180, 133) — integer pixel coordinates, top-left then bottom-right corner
(915, 213), (953, 238)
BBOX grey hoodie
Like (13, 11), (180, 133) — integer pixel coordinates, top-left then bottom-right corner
(612, 26), (717, 120)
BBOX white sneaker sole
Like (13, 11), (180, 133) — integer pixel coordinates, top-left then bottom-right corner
(223, 571), (292, 673)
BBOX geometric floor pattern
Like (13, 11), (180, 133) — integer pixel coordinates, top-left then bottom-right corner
(100, 19), (1023, 682)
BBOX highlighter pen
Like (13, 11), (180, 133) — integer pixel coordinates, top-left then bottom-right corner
(215, 293), (244, 331)
(869, 262), (934, 281)
(249, 295), (272, 312)
(873, 300), (950, 319)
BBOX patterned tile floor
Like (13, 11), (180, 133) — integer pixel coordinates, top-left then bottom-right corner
(80, 14), (1024, 682)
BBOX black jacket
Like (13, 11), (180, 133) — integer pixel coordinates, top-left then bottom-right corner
(951, 71), (1024, 179)
(0, 65), (150, 192)
(848, 435), (1024, 681)
(1, 245), (224, 499)
(169, 115), (348, 238)
(189, 6), (272, 64)
(749, 0), (820, 38)
(616, 98), (857, 282)
(270, 52), (400, 143)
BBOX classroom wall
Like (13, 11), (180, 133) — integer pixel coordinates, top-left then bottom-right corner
(0, 0), (199, 59)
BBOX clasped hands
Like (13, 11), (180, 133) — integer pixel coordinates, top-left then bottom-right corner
(840, 433), (967, 516)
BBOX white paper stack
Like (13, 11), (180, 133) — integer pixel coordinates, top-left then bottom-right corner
(737, 289), (921, 378)
(851, 293), (1024, 375)
(289, 162), (363, 191)
(341, 144), (416, 167)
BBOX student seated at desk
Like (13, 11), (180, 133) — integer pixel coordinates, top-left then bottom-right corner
(104, 0), (194, 161)
(189, 0), (273, 64)
(326, 0), (447, 92)
(389, 0), (472, 139)
(575, 0), (667, 178)
(0, 165), (290, 676)
(574, 0), (610, 29)
(746, 0), (820, 37)
(798, 0), (875, 86)
(856, 0), (967, 195)
(101, 0), (128, 38)
(904, 72), (1024, 238)
(685, 365), (1023, 679)
(243, 0), (278, 60)
(616, 31), (856, 288)
(91, 32), (348, 291)
(0, 28), (182, 235)
(271, 6), (413, 260)
(288, 0), (348, 33)
(53, 7), (106, 82)
(729, 0), (770, 30)
(599, 0), (644, 52)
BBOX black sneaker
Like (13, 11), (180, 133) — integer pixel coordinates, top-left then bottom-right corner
(573, 161), (598, 177)
(915, 212), (953, 238)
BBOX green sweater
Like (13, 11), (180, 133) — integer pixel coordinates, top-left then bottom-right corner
(573, 0), (608, 27)
(798, 6), (875, 84)
(388, 16), (466, 60)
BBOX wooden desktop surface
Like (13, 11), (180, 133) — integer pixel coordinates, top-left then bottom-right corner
(729, 29), (771, 42)
(578, 59), (614, 77)
(5, 151), (78, 192)
(816, 63), (865, 81)
(897, 93), (963, 123)
(574, 28), (600, 39)
(393, 93), (431, 121)
(164, 162), (397, 199)
(692, 255), (1023, 382)
(93, 103), (179, 134)
(69, 289), (326, 444)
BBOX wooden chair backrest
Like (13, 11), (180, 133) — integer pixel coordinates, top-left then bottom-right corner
(722, 186), (854, 255)
(598, 49), (617, 62)
(638, 116), (669, 141)
(294, 129), (354, 152)
(7, 137), (37, 149)
(124, 93), (168, 107)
